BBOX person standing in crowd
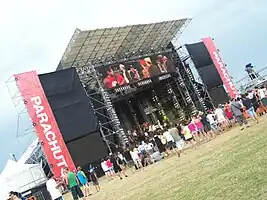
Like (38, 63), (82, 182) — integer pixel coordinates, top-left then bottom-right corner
(8, 192), (25, 200)
(130, 147), (143, 170)
(101, 158), (112, 181)
(116, 152), (129, 175)
(188, 118), (198, 141)
(248, 90), (262, 116)
(88, 165), (100, 192)
(194, 115), (209, 141)
(199, 111), (215, 139)
(122, 148), (135, 171)
(163, 128), (176, 155)
(105, 157), (116, 177)
(214, 106), (228, 129)
(144, 140), (154, 155)
(182, 122), (195, 149)
(77, 166), (91, 197)
(241, 94), (259, 123)
(224, 103), (234, 126)
(46, 174), (63, 200)
(168, 125), (185, 157)
(110, 153), (128, 179)
(63, 167), (86, 200)
(257, 86), (267, 107)
(230, 99), (249, 130)
(207, 110), (220, 134)
(153, 133), (166, 154)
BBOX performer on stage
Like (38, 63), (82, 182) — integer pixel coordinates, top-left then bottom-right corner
(103, 67), (126, 88)
(156, 55), (167, 73)
(128, 65), (140, 81)
(119, 64), (130, 83)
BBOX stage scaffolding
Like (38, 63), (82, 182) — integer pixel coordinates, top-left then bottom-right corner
(236, 66), (267, 92)
(5, 76), (50, 173)
(76, 63), (128, 150)
(175, 45), (214, 112)
(58, 19), (192, 147)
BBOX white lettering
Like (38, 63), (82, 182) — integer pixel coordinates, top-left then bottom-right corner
(34, 105), (44, 115)
(41, 123), (52, 134)
(45, 131), (56, 142)
(37, 113), (48, 123)
(31, 96), (69, 174)
(212, 52), (238, 97)
(31, 96), (41, 105)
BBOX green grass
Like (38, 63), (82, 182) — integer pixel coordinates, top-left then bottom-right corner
(65, 117), (267, 200)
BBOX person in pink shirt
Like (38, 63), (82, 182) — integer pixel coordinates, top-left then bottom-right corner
(195, 115), (209, 141)
(187, 118), (199, 142)
(105, 157), (115, 178)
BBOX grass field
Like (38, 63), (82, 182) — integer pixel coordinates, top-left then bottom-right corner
(65, 117), (267, 200)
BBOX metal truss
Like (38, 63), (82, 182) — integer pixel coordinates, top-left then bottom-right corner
(5, 75), (50, 174)
(175, 45), (214, 112)
(76, 62), (128, 150)
(168, 45), (198, 116)
(236, 66), (267, 92)
(58, 18), (192, 70)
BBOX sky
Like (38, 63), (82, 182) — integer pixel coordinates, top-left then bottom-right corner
(0, 0), (266, 170)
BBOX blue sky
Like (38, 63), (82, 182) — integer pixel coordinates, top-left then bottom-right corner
(0, 0), (266, 170)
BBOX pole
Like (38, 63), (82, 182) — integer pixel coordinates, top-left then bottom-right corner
(10, 153), (17, 162)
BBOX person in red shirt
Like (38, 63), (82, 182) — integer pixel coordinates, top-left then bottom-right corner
(103, 67), (126, 88)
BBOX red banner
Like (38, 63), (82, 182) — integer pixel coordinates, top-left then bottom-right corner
(202, 37), (238, 98)
(14, 71), (76, 177)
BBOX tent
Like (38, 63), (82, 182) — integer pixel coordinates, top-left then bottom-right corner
(0, 159), (46, 199)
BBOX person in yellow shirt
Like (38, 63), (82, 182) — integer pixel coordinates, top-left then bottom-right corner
(182, 123), (195, 149)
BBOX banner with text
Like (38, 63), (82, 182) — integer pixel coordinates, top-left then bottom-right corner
(14, 71), (76, 177)
(202, 37), (238, 98)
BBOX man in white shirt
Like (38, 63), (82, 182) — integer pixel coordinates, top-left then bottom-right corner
(144, 142), (154, 155)
(207, 112), (218, 132)
(258, 86), (267, 106)
(46, 174), (63, 200)
(163, 129), (175, 154)
(130, 148), (142, 169)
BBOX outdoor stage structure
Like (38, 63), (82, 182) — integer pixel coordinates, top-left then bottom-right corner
(6, 19), (234, 177)
(56, 19), (217, 144)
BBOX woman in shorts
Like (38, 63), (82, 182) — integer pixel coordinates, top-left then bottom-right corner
(130, 147), (142, 169)
(195, 114), (208, 141)
(88, 165), (100, 192)
(182, 123), (195, 149)
(77, 166), (91, 197)
(188, 118), (198, 142)
(101, 159), (112, 181)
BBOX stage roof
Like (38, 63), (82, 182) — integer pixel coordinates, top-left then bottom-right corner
(58, 18), (191, 70)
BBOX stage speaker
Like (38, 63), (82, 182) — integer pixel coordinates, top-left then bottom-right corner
(185, 42), (223, 90)
(197, 64), (223, 89)
(185, 42), (213, 68)
(38, 68), (99, 142)
(208, 85), (230, 106)
(38, 68), (108, 167)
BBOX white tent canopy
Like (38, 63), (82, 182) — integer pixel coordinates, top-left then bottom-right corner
(0, 160), (46, 199)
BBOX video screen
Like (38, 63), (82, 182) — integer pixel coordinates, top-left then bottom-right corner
(98, 54), (175, 89)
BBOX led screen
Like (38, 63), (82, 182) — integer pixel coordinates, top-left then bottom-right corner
(97, 54), (175, 89)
